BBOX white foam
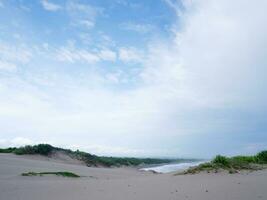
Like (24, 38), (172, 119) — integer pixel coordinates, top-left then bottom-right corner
(140, 161), (205, 173)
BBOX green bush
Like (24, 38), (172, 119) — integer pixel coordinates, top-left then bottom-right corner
(212, 155), (230, 167)
(14, 145), (35, 155)
(257, 151), (267, 163)
(14, 144), (53, 155)
(229, 158), (250, 170)
(35, 144), (53, 155)
(0, 147), (16, 153)
(231, 156), (256, 163)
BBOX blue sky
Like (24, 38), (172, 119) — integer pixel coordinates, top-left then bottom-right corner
(0, 0), (266, 158)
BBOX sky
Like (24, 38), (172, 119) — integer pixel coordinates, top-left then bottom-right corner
(0, 0), (266, 158)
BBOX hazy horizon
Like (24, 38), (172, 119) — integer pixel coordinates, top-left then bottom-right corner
(0, 0), (266, 158)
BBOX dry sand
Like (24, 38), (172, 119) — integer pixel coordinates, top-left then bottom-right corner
(0, 153), (267, 200)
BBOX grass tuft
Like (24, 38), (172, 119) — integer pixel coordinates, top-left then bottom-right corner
(176, 150), (267, 175)
(21, 171), (80, 178)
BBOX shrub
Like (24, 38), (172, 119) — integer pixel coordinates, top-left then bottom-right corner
(231, 156), (256, 163)
(14, 144), (53, 155)
(212, 155), (230, 167)
(14, 145), (35, 155)
(0, 147), (16, 153)
(35, 144), (53, 155)
(256, 151), (267, 163)
(229, 158), (251, 170)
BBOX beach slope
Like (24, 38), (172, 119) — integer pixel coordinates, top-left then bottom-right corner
(0, 153), (266, 200)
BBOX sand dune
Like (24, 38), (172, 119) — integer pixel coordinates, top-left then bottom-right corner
(0, 153), (266, 200)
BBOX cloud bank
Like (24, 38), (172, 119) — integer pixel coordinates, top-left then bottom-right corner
(0, 0), (266, 157)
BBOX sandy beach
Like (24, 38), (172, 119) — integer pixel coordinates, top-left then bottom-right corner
(0, 153), (266, 200)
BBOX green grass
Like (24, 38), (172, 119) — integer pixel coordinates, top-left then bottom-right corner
(177, 150), (267, 175)
(21, 171), (80, 178)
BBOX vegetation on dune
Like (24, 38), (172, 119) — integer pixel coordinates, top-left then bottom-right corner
(21, 171), (80, 178)
(3, 144), (266, 173)
(0, 144), (177, 167)
(1, 144), (266, 171)
(0, 147), (17, 153)
(177, 150), (267, 175)
(257, 151), (267, 163)
(95, 156), (174, 167)
(13, 144), (54, 155)
(68, 149), (176, 167)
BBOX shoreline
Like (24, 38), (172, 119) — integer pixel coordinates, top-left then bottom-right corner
(140, 160), (207, 173)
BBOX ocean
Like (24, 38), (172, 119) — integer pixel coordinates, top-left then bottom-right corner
(140, 160), (206, 173)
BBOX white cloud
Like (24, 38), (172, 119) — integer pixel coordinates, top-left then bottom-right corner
(56, 46), (100, 63)
(98, 49), (117, 62)
(40, 0), (62, 11)
(104, 70), (124, 84)
(0, 0), (267, 157)
(75, 144), (146, 157)
(0, 42), (32, 72)
(121, 22), (154, 34)
(66, 1), (103, 29)
(40, 1), (101, 29)
(243, 143), (267, 155)
(118, 47), (144, 63)
(0, 139), (7, 147)
(0, 42), (32, 63)
(105, 73), (120, 84)
(68, 144), (178, 157)
(77, 19), (95, 29)
(97, 33), (116, 48)
(174, 0), (267, 107)
(11, 137), (34, 146)
(66, 1), (99, 13)
(0, 60), (17, 72)
(0, 137), (34, 148)
(55, 46), (116, 63)
(164, 0), (182, 16)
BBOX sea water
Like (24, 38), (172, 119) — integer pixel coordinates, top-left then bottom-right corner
(140, 161), (206, 173)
